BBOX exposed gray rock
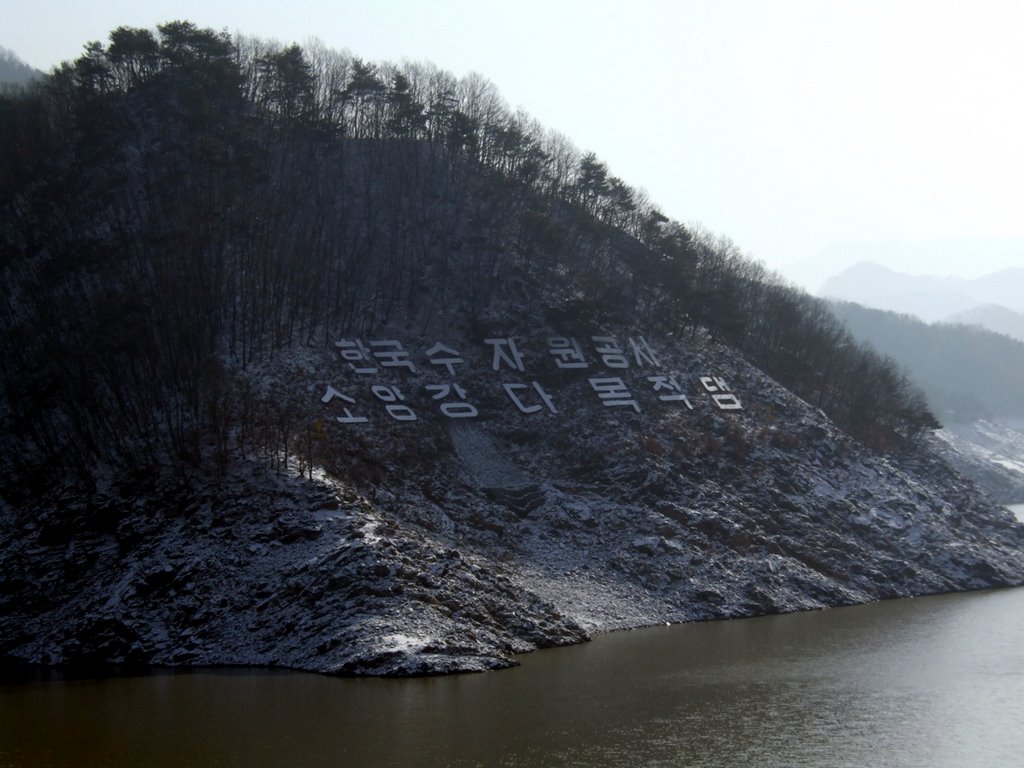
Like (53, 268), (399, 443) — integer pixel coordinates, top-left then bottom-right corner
(933, 420), (1024, 503)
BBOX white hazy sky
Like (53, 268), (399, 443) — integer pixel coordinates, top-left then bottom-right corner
(3, 0), (1023, 289)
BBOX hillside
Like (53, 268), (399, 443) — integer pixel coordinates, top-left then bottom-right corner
(934, 421), (1024, 505)
(4, 329), (1021, 674)
(948, 304), (1024, 344)
(828, 301), (1024, 500)
(1, 23), (1022, 675)
(829, 301), (1024, 424)
(0, 47), (42, 86)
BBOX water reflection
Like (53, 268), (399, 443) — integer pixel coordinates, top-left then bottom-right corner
(3, 588), (1023, 767)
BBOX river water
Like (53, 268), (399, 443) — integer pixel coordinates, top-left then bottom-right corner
(3, 587), (1024, 768)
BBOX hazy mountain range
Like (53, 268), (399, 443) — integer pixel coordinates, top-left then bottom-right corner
(783, 239), (1024, 295)
(820, 262), (1024, 340)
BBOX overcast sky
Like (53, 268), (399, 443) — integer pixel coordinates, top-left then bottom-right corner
(4, 0), (1023, 289)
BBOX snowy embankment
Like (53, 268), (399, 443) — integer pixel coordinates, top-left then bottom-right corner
(2, 331), (1023, 676)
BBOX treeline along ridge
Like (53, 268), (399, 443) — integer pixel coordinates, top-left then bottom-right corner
(0, 21), (938, 497)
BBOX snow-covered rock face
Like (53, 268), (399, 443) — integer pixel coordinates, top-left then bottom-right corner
(932, 420), (1024, 503)
(2, 329), (1023, 676)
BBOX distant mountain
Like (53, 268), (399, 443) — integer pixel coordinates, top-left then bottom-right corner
(829, 300), (1024, 424)
(0, 46), (42, 85)
(820, 262), (1024, 324)
(783, 239), (1024, 294)
(948, 304), (1024, 343)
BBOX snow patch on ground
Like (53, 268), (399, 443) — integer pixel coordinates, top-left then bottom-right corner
(934, 420), (1024, 502)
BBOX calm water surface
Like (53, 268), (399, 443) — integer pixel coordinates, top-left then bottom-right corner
(3, 587), (1024, 768)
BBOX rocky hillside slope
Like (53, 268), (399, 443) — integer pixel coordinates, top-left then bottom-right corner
(1, 23), (1022, 676)
(3, 326), (1022, 675)
(933, 420), (1024, 504)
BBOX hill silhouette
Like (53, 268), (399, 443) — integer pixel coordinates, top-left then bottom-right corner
(0, 46), (41, 85)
